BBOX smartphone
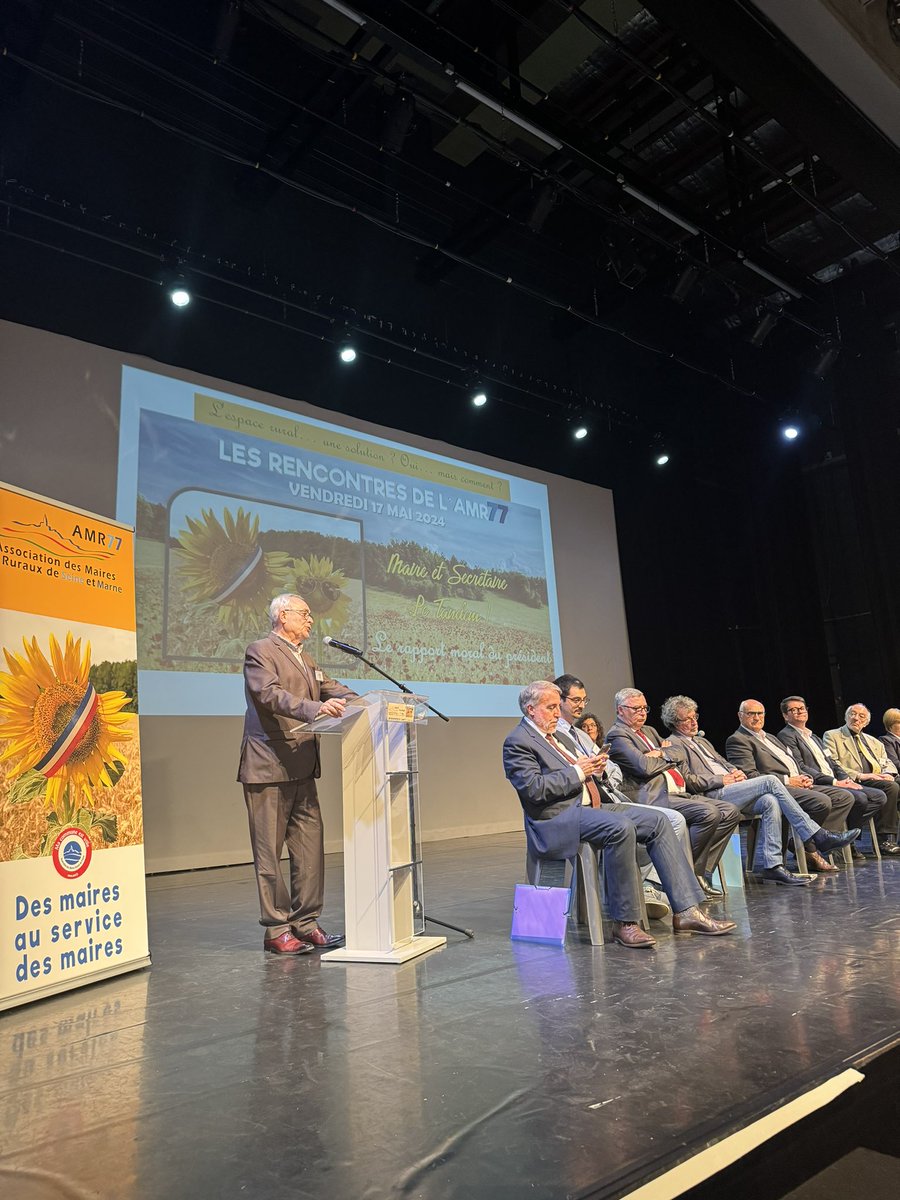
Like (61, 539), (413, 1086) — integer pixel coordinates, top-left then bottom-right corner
(599, 743), (612, 755)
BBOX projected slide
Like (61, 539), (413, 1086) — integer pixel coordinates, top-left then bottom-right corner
(117, 366), (562, 716)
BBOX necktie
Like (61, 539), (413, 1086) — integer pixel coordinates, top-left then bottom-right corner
(636, 729), (686, 789)
(546, 734), (602, 807)
(852, 733), (870, 773)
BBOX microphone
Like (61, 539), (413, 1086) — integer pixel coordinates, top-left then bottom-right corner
(322, 635), (363, 657)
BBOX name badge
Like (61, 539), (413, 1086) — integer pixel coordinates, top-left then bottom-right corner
(315, 669), (325, 681)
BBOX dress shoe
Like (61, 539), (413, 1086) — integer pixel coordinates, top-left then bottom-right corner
(264, 931), (314, 956)
(612, 921), (656, 949)
(672, 907), (736, 936)
(805, 849), (838, 873)
(696, 874), (724, 899)
(642, 884), (671, 921)
(849, 844), (866, 862)
(759, 864), (813, 886)
(811, 827), (860, 853)
(878, 839), (900, 856)
(294, 925), (345, 949)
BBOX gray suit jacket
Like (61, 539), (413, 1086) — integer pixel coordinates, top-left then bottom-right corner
(238, 632), (356, 784)
(823, 725), (898, 780)
(724, 727), (801, 781)
(777, 725), (847, 785)
(667, 731), (739, 795)
(606, 720), (687, 804)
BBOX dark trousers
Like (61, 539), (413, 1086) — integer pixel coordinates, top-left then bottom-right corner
(644, 793), (736, 877)
(787, 785), (854, 832)
(243, 778), (324, 937)
(576, 802), (703, 922)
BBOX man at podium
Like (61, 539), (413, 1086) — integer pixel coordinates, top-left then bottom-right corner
(238, 593), (357, 955)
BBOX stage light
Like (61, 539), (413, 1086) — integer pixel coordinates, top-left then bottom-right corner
(619, 178), (700, 237)
(811, 340), (841, 379)
(338, 333), (357, 363)
(573, 425), (588, 440)
(169, 285), (191, 308)
(670, 264), (699, 305)
(525, 183), (558, 234)
(740, 256), (803, 300)
(782, 424), (800, 441)
(747, 307), (780, 347)
(655, 452), (670, 466)
(471, 386), (487, 407)
(455, 81), (564, 151)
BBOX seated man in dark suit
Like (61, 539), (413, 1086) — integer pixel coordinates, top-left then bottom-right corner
(502, 681), (735, 948)
(606, 688), (740, 899)
(661, 694), (822, 886)
(725, 700), (859, 871)
(777, 695), (888, 859)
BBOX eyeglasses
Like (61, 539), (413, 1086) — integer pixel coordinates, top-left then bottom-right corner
(675, 713), (698, 723)
(742, 710), (765, 718)
(785, 706), (807, 714)
(622, 704), (649, 713)
(567, 696), (589, 706)
(285, 608), (312, 618)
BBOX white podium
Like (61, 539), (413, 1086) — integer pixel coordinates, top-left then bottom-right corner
(310, 691), (446, 964)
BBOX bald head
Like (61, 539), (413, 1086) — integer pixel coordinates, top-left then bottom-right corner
(738, 699), (766, 733)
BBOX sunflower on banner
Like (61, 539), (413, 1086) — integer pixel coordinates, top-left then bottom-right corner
(0, 633), (133, 855)
(289, 554), (352, 657)
(174, 506), (292, 652)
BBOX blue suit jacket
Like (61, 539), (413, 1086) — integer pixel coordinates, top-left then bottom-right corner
(502, 719), (595, 860)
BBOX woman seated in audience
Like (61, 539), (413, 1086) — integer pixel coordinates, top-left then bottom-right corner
(576, 712), (603, 747)
(880, 708), (900, 773)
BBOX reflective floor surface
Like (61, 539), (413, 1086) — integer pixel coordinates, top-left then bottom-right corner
(2, 833), (899, 1200)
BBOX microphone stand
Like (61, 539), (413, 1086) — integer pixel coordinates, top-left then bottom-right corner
(330, 643), (474, 940)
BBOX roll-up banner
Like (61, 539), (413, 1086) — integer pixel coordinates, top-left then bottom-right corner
(0, 482), (149, 1011)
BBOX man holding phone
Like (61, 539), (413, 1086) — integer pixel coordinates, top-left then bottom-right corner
(503, 681), (736, 947)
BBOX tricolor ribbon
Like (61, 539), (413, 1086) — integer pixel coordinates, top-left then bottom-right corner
(210, 545), (263, 604)
(33, 683), (98, 777)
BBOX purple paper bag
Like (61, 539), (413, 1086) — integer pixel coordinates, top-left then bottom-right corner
(510, 883), (571, 945)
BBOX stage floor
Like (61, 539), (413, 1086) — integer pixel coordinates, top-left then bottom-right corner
(2, 833), (899, 1200)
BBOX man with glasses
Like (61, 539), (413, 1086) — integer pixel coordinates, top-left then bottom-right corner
(777, 696), (888, 858)
(239, 593), (357, 955)
(663, 695), (843, 885)
(726, 700), (858, 872)
(823, 704), (900, 856)
(554, 674), (691, 919)
(606, 687), (740, 898)
(503, 681), (736, 947)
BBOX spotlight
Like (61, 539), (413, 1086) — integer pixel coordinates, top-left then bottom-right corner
(811, 340), (841, 379)
(471, 386), (487, 407)
(782, 424), (800, 441)
(670, 264), (699, 305)
(525, 183), (558, 234)
(747, 307), (780, 347)
(573, 425), (588, 440)
(169, 286), (191, 308)
(655, 452), (670, 466)
(338, 333), (357, 363)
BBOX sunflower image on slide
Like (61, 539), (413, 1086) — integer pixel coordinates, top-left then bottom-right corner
(174, 506), (292, 649)
(289, 553), (352, 656)
(0, 633), (133, 856)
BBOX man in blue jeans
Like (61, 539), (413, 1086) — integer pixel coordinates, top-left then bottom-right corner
(661, 694), (859, 884)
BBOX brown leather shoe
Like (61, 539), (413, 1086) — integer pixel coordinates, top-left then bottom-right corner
(611, 921), (656, 949)
(264, 931), (314, 956)
(294, 925), (345, 949)
(672, 907), (736, 936)
(805, 849), (838, 872)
